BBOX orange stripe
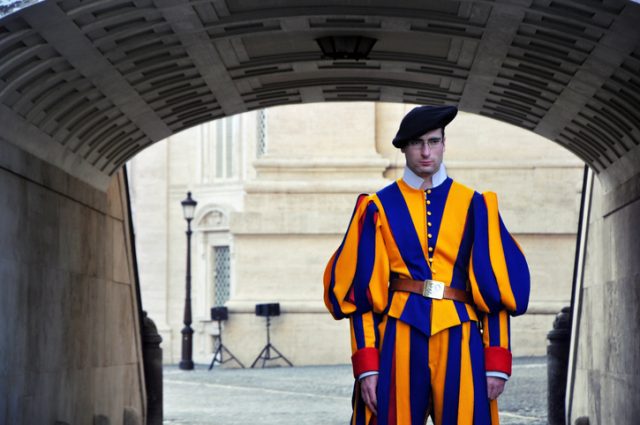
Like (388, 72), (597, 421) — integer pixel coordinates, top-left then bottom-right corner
(369, 222), (391, 312)
(349, 317), (357, 353)
(431, 299), (462, 336)
(362, 312), (377, 347)
(387, 291), (410, 319)
(395, 321), (411, 424)
(484, 192), (517, 310)
(490, 399), (500, 424)
(499, 310), (509, 349)
(481, 315), (491, 347)
(429, 327), (449, 423)
(396, 179), (428, 258)
(433, 181), (474, 284)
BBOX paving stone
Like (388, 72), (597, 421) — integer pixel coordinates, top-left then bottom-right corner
(164, 357), (548, 425)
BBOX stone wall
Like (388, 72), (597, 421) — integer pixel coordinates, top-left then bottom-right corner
(0, 138), (145, 424)
(569, 173), (640, 424)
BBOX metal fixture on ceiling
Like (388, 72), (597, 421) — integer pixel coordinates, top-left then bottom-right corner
(315, 35), (377, 60)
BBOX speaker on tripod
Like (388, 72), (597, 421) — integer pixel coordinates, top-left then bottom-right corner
(251, 303), (293, 368)
(208, 306), (244, 370)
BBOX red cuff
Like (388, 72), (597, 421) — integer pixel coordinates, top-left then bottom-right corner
(484, 346), (512, 376)
(351, 347), (379, 378)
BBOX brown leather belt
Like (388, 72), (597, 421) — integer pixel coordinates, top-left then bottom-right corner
(390, 279), (473, 304)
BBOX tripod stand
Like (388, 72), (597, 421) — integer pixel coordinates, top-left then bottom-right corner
(251, 304), (293, 368)
(208, 307), (244, 370)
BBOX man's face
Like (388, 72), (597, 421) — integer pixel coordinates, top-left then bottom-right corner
(401, 128), (445, 179)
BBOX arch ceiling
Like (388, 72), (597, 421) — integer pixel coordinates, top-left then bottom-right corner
(0, 0), (639, 189)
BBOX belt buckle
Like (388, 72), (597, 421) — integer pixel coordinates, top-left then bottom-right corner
(423, 279), (445, 300)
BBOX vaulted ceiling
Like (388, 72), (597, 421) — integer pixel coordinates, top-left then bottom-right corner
(1, 0), (639, 189)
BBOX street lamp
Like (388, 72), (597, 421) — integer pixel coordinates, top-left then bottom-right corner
(179, 191), (197, 370)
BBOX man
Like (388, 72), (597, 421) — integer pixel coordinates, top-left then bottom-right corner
(323, 105), (530, 425)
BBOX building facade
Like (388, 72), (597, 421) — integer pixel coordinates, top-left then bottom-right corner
(128, 102), (584, 366)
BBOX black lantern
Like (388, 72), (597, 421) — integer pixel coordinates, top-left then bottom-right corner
(179, 191), (197, 370)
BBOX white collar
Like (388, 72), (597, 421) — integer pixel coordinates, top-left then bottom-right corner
(402, 163), (448, 190)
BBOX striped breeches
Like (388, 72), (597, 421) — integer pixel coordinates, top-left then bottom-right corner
(351, 318), (499, 425)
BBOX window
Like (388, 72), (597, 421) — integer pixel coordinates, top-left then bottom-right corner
(257, 109), (267, 157)
(212, 116), (238, 180)
(212, 245), (230, 306)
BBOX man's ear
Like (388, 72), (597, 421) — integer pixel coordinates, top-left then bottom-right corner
(400, 146), (406, 154)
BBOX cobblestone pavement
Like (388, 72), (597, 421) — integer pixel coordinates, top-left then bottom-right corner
(164, 357), (547, 425)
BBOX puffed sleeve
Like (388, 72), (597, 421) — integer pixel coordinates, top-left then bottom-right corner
(469, 192), (530, 376)
(323, 194), (390, 377)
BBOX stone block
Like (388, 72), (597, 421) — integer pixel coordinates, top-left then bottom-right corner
(0, 172), (27, 265)
(112, 219), (131, 285)
(123, 407), (141, 425)
(104, 282), (138, 366)
(90, 278), (107, 368)
(94, 414), (110, 425)
(0, 257), (27, 375)
(106, 173), (124, 220)
(267, 102), (377, 157)
(510, 313), (556, 357)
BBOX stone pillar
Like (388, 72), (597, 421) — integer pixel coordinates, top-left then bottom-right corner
(142, 311), (163, 424)
(547, 306), (571, 425)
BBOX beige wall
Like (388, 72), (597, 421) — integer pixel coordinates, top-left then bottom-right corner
(0, 139), (145, 424)
(130, 102), (584, 365)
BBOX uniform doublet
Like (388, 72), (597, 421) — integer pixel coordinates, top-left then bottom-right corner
(324, 175), (530, 425)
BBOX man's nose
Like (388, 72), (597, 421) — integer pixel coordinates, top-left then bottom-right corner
(421, 143), (432, 156)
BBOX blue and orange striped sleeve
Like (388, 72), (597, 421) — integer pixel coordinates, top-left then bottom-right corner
(469, 192), (530, 376)
(323, 194), (390, 377)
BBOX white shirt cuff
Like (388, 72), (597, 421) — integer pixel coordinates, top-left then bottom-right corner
(358, 371), (379, 380)
(486, 371), (509, 381)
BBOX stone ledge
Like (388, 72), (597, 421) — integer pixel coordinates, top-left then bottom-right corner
(254, 156), (390, 170)
(243, 179), (390, 194)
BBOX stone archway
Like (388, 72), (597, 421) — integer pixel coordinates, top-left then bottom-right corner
(1, 1), (639, 423)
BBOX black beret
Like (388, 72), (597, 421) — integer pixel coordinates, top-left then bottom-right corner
(392, 105), (458, 148)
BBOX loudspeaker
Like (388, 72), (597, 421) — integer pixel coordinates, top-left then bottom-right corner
(255, 303), (280, 317)
(211, 306), (229, 321)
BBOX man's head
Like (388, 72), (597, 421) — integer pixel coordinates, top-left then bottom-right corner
(401, 127), (445, 178)
(393, 105), (457, 179)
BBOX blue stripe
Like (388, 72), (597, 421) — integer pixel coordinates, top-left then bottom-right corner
(373, 313), (381, 345)
(377, 318), (397, 425)
(352, 314), (365, 349)
(353, 202), (378, 312)
(471, 194), (502, 312)
(500, 217), (530, 315)
(377, 183), (430, 280)
(470, 325), (491, 425)
(409, 325), (430, 425)
(441, 326), (461, 425)
(399, 295), (432, 337)
(487, 313), (501, 347)
(454, 300), (470, 323)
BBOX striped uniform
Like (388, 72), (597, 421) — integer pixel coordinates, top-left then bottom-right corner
(324, 177), (530, 425)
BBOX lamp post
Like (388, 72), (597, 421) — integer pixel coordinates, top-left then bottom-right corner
(179, 191), (197, 370)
